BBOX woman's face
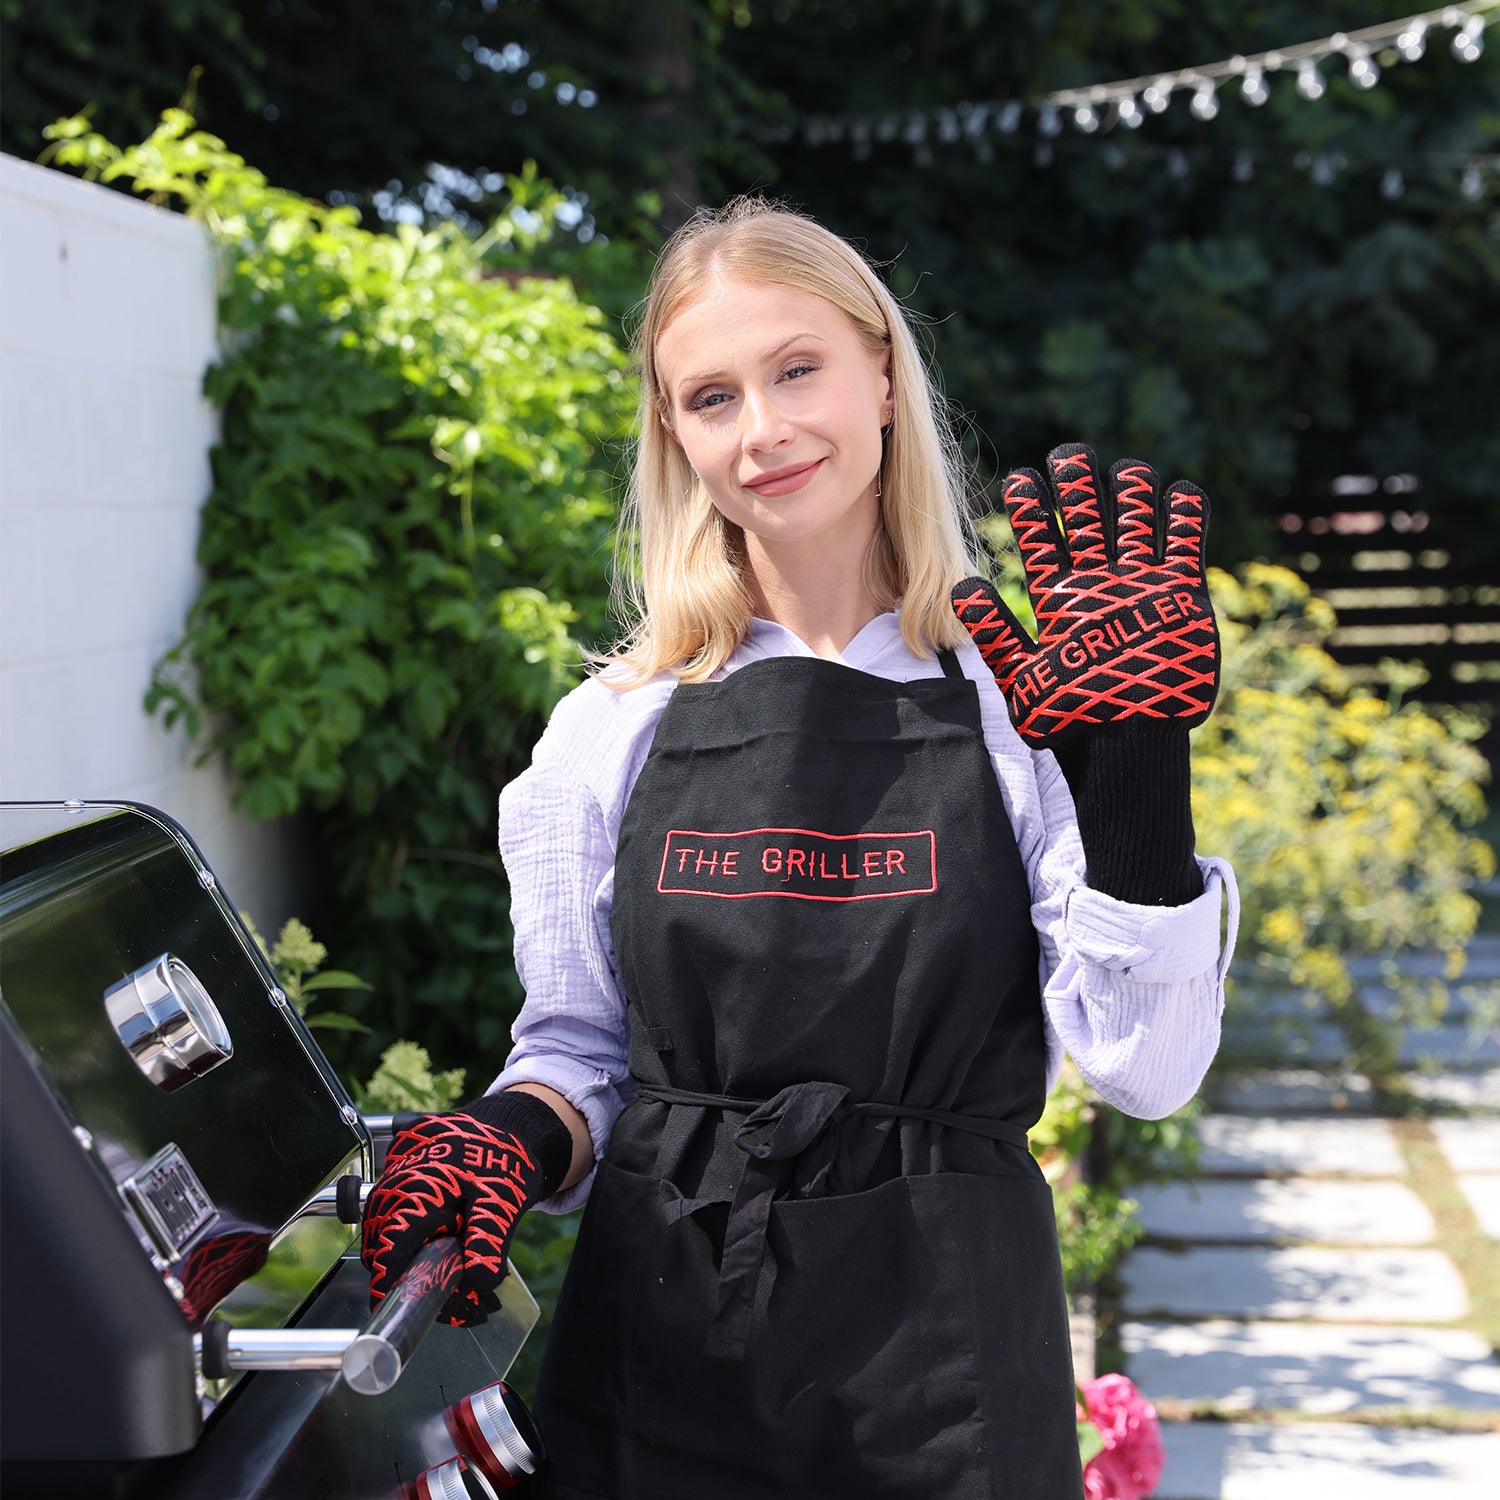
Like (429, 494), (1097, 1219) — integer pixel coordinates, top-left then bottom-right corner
(655, 277), (891, 558)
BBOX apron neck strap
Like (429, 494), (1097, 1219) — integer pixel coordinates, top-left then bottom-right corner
(937, 648), (964, 682)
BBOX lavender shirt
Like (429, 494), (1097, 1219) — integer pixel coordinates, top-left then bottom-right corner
(493, 612), (1239, 1211)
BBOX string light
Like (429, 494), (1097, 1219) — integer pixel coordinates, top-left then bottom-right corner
(1453, 14), (1487, 56)
(1042, 2), (1493, 113)
(751, 1), (1497, 203)
(1297, 58), (1327, 99)
(1347, 45), (1382, 87)
(1397, 20), (1429, 58)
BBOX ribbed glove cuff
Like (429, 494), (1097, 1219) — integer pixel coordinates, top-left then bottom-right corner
(1051, 721), (1204, 907)
(462, 1088), (575, 1198)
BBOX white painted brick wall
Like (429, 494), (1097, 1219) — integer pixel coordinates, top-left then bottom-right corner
(0, 153), (300, 929)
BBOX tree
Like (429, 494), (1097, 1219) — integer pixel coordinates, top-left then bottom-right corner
(8, 2), (1495, 565)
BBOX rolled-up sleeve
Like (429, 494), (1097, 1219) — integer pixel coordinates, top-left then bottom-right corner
(487, 674), (673, 1211)
(492, 764), (632, 1211)
(962, 642), (1239, 1120)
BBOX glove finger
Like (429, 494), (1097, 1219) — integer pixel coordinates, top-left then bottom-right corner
(1002, 466), (1068, 589)
(460, 1190), (527, 1296)
(1163, 479), (1211, 581)
(951, 575), (1036, 689)
(361, 1185), (461, 1298)
(1046, 443), (1110, 569)
(438, 1284), (501, 1329)
(1109, 458), (1161, 566)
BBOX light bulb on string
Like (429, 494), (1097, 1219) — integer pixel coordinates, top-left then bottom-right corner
(1117, 94), (1144, 129)
(1297, 59), (1326, 101)
(1453, 19), (1485, 62)
(1461, 164), (1483, 200)
(1073, 104), (1100, 133)
(998, 100), (1023, 134)
(1241, 63), (1270, 105)
(1348, 47), (1380, 89)
(1039, 102), (1062, 137)
(1143, 76), (1173, 113)
(1233, 150), (1255, 183)
(1190, 81), (1219, 120)
(1397, 21), (1427, 61)
(1381, 166), (1405, 200)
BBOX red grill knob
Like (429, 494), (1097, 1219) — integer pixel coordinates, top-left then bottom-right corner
(445, 1380), (545, 1489)
(408, 1455), (499, 1500)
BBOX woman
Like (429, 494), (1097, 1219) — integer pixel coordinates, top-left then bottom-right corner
(363, 197), (1238, 1498)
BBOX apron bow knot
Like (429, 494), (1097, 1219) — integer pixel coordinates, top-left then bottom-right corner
(733, 1079), (852, 1161)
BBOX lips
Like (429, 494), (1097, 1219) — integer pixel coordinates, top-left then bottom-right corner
(743, 458), (824, 496)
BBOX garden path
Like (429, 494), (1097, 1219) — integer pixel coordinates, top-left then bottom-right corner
(1113, 933), (1500, 1499)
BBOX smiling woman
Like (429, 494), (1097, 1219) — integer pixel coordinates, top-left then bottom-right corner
(611, 197), (978, 679)
(361, 196), (1241, 1500)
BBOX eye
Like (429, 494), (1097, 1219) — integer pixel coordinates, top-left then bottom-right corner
(782, 361), (818, 381)
(685, 388), (732, 414)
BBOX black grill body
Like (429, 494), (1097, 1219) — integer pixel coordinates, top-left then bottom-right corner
(0, 803), (538, 1499)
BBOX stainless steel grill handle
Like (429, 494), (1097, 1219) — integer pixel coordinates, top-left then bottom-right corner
(340, 1237), (464, 1395)
(196, 1237), (465, 1396)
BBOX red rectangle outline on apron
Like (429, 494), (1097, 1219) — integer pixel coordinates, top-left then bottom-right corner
(658, 827), (937, 902)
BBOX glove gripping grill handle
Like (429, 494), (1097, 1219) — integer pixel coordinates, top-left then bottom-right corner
(197, 1237), (464, 1396)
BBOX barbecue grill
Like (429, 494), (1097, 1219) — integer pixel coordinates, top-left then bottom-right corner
(0, 801), (545, 1499)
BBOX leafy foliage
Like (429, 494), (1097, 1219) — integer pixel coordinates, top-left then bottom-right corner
(42, 109), (637, 1074)
(1195, 563), (1495, 1073)
(242, 913), (372, 1034)
(351, 1040), (469, 1117)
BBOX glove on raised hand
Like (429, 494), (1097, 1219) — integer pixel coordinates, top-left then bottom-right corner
(952, 442), (1219, 743)
(362, 1088), (572, 1327)
(952, 443), (1219, 905)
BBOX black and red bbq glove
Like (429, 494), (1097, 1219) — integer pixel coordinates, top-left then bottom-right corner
(361, 1089), (572, 1327)
(177, 1219), (271, 1329)
(952, 442), (1220, 905)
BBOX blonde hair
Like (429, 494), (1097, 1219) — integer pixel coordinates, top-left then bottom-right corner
(603, 196), (983, 684)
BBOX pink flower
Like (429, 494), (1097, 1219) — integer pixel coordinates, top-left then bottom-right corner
(1077, 1374), (1165, 1500)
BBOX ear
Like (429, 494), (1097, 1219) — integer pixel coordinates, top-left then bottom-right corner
(660, 409), (681, 446)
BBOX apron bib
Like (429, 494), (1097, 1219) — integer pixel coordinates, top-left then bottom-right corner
(533, 653), (1084, 1499)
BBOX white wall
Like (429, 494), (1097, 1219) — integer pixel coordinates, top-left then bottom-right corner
(0, 153), (300, 929)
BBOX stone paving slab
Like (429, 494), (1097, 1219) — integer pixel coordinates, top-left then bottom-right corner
(1119, 1246), (1469, 1323)
(1121, 1318), (1500, 1413)
(1196, 1114), (1404, 1177)
(1205, 1070), (1373, 1114)
(1345, 935), (1500, 980)
(1432, 1116), (1500, 1172)
(1402, 1023), (1500, 1067)
(1457, 1175), (1500, 1238)
(1405, 1068), (1500, 1111)
(1154, 1422), (1500, 1499)
(1133, 1180), (1434, 1246)
(1219, 1020), (1500, 1068)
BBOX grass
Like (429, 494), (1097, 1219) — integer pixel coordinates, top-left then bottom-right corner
(1389, 1115), (1500, 1352)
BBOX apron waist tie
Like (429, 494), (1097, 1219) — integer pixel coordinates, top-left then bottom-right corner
(635, 1080), (1029, 1362)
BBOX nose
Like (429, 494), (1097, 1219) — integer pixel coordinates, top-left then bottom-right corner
(740, 386), (794, 454)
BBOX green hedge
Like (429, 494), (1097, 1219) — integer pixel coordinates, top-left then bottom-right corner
(45, 110), (637, 1073)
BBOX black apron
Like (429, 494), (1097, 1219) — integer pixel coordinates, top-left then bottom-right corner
(532, 652), (1084, 1499)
